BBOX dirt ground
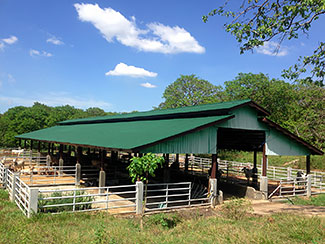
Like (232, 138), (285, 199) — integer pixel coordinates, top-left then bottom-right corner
(251, 200), (325, 217)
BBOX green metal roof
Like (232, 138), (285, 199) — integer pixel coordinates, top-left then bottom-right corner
(59, 99), (251, 125)
(16, 115), (233, 151)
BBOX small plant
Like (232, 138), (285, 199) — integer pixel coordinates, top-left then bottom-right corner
(221, 198), (252, 220)
(39, 191), (94, 213)
(146, 213), (181, 229)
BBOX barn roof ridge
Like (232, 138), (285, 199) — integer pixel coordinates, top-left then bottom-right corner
(59, 99), (268, 125)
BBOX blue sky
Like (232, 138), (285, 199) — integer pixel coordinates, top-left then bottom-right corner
(0, 0), (324, 113)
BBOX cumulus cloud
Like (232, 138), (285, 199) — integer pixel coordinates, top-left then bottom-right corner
(47, 36), (64, 45)
(140, 82), (157, 88)
(256, 41), (288, 57)
(0, 35), (18, 50)
(105, 63), (157, 78)
(30, 49), (53, 57)
(2, 36), (18, 45)
(74, 3), (205, 54)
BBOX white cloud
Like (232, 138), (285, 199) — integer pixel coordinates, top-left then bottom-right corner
(0, 92), (112, 112)
(30, 49), (53, 57)
(2, 36), (18, 45)
(74, 3), (205, 54)
(140, 82), (157, 88)
(47, 36), (64, 45)
(256, 41), (288, 57)
(0, 35), (18, 51)
(106, 63), (157, 78)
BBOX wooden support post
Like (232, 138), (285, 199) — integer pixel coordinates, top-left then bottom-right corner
(18, 139), (22, 148)
(37, 141), (41, 153)
(185, 154), (189, 171)
(87, 148), (91, 155)
(68, 145), (71, 157)
(59, 144), (63, 159)
(47, 143), (51, 155)
(51, 143), (54, 155)
(262, 144), (267, 177)
(30, 140), (33, 150)
(210, 154), (217, 179)
(253, 150), (258, 185)
(175, 154), (179, 169)
(306, 155), (311, 175)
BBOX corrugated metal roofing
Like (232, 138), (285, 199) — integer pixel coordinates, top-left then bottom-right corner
(59, 99), (251, 125)
(16, 115), (233, 151)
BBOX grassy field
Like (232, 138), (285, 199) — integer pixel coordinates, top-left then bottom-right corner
(218, 150), (325, 171)
(0, 190), (324, 244)
(289, 194), (325, 207)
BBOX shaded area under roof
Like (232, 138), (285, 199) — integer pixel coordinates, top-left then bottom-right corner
(59, 99), (268, 125)
(16, 115), (233, 151)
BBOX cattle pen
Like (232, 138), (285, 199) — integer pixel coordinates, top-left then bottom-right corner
(0, 99), (324, 217)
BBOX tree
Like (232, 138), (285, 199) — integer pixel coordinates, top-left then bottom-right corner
(222, 73), (325, 149)
(127, 153), (164, 228)
(158, 74), (223, 109)
(203, 0), (325, 86)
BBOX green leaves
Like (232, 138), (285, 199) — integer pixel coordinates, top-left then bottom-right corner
(127, 153), (164, 183)
(157, 74), (224, 109)
(204, 0), (325, 85)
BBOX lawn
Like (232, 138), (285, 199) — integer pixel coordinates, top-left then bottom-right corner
(0, 189), (324, 244)
(289, 194), (325, 207)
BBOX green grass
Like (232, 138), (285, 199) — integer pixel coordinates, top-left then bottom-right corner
(0, 189), (324, 244)
(218, 150), (325, 171)
(289, 194), (325, 207)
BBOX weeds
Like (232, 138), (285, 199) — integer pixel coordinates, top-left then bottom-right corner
(289, 194), (325, 207)
(145, 213), (181, 229)
(38, 191), (94, 213)
(221, 198), (252, 220)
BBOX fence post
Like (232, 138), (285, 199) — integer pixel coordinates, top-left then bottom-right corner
(136, 181), (144, 214)
(46, 155), (51, 167)
(59, 158), (64, 176)
(28, 188), (38, 218)
(10, 173), (18, 202)
(259, 176), (268, 199)
(209, 178), (217, 207)
(99, 169), (105, 193)
(75, 163), (81, 186)
(306, 174), (312, 197)
(3, 167), (8, 189)
(287, 167), (292, 180)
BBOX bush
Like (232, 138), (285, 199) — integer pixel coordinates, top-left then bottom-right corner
(145, 213), (181, 229)
(221, 198), (252, 220)
(39, 191), (94, 213)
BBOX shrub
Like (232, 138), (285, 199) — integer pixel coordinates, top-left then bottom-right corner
(39, 191), (94, 213)
(146, 213), (181, 229)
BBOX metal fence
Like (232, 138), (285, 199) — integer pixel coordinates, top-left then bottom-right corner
(268, 178), (308, 199)
(18, 165), (76, 186)
(145, 182), (209, 212)
(38, 184), (137, 214)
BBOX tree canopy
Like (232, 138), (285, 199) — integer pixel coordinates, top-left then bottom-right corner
(0, 103), (117, 148)
(203, 0), (325, 86)
(158, 74), (223, 109)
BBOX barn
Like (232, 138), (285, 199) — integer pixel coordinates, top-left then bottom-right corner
(15, 99), (323, 200)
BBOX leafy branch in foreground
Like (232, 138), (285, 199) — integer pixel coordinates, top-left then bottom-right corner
(203, 0), (325, 86)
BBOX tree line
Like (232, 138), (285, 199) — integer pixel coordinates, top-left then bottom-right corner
(0, 72), (324, 149)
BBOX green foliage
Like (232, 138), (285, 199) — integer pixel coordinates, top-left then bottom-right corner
(145, 213), (181, 229)
(222, 73), (325, 149)
(221, 198), (252, 220)
(289, 194), (325, 207)
(0, 102), (118, 148)
(38, 191), (94, 213)
(203, 0), (325, 86)
(158, 74), (223, 109)
(127, 153), (164, 183)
